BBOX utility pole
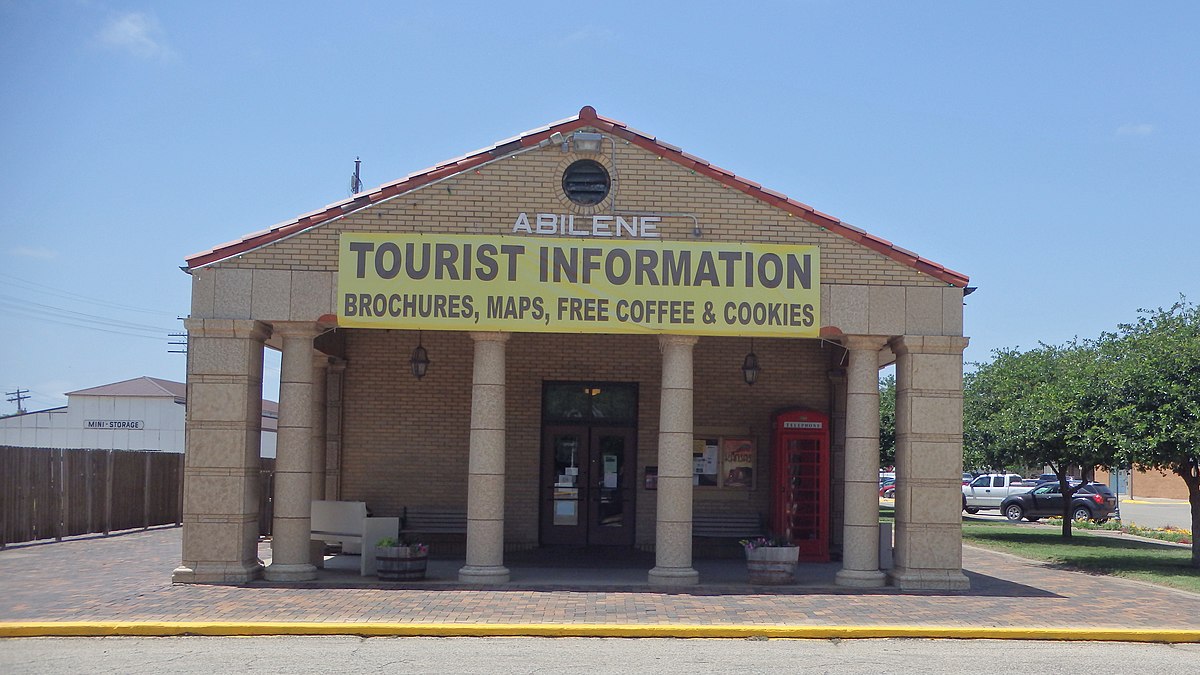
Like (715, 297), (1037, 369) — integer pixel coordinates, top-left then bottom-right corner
(168, 316), (187, 354)
(168, 332), (188, 354)
(6, 388), (29, 414)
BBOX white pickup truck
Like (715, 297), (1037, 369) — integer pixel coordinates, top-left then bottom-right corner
(962, 473), (1031, 513)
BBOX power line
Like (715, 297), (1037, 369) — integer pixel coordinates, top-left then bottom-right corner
(0, 303), (171, 340)
(0, 271), (177, 317)
(0, 296), (174, 335)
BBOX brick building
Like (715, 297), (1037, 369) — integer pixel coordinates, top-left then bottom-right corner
(176, 107), (971, 590)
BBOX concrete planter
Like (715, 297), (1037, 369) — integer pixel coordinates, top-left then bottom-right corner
(745, 545), (799, 584)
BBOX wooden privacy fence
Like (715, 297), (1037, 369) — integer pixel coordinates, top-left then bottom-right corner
(0, 446), (183, 548)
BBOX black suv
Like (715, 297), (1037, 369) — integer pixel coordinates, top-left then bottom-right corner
(1001, 482), (1118, 523)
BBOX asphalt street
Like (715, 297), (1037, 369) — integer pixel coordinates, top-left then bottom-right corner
(2, 636), (1199, 674)
(1116, 499), (1193, 531)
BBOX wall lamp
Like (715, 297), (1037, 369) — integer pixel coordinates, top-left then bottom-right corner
(570, 132), (604, 153)
(742, 338), (760, 385)
(410, 333), (430, 380)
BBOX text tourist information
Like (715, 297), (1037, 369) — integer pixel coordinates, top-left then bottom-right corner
(337, 233), (820, 337)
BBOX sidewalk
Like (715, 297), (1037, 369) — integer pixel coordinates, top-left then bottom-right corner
(1, 526), (1198, 641)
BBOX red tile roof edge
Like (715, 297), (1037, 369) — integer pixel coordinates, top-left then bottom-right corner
(185, 106), (969, 287)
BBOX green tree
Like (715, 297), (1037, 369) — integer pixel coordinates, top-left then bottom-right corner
(964, 349), (1032, 473)
(879, 374), (895, 468)
(1101, 300), (1200, 566)
(963, 342), (1116, 537)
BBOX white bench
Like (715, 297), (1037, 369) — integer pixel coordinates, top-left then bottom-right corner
(310, 500), (399, 576)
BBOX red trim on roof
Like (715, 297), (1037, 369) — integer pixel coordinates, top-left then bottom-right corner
(186, 107), (968, 287)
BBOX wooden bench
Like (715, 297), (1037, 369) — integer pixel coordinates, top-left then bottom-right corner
(401, 506), (468, 538)
(692, 511), (765, 540)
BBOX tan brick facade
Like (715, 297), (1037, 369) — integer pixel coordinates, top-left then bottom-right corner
(217, 133), (950, 286)
(337, 329), (833, 549)
(179, 110), (970, 589)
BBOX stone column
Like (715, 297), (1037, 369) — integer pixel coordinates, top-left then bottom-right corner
(264, 322), (320, 582)
(889, 335), (971, 590)
(324, 358), (346, 500)
(459, 332), (511, 583)
(835, 335), (888, 588)
(827, 366), (848, 559)
(648, 334), (700, 586)
(310, 354), (329, 501)
(173, 319), (269, 584)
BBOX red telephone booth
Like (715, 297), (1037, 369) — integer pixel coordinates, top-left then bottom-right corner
(770, 408), (830, 562)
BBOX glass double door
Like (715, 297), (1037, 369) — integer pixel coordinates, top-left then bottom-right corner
(540, 425), (636, 547)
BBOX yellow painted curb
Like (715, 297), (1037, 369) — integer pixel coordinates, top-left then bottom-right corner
(1, 622), (1198, 642)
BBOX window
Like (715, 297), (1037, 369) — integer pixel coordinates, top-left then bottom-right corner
(543, 382), (636, 424)
(562, 159), (610, 205)
(690, 436), (756, 489)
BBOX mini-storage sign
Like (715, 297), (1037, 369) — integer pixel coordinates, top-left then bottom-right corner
(337, 234), (820, 337)
(85, 420), (144, 430)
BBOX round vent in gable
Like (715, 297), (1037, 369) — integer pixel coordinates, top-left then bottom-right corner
(561, 159), (610, 205)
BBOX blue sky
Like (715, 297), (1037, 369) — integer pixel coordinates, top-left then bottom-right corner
(1, 1), (1197, 411)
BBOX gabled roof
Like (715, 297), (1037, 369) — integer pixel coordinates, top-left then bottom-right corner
(186, 106), (968, 286)
(68, 376), (187, 399)
(64, 377), (278, 421)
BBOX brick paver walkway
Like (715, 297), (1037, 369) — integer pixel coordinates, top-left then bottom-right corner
(2, 527), (1198, 630)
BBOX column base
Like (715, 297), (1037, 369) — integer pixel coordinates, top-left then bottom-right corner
(888, 567), (970, 591)
(648, 566), (700, 586)
(834, 568), (887, 588)
(172, 561), (262, 584)
(458, 564), (511, 584)
(263, 562), (317, 582)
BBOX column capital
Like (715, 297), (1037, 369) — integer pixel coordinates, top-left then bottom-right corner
(327, 356), (347, 373)
(658, 334), (699, 349)
(272, 321), (322, 340)
(470, 331), (510, 343)
(889, 335), (970, 356)
(840, 334), (889, 353)
(184, 318), (270, 341)
(313, 353), (333, 369)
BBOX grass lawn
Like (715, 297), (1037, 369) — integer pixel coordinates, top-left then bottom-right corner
(961, 520), (1200, 594)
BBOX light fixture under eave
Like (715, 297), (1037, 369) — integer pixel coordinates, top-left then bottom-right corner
(570, 131), (604, 153)
(742, 338), (760, 385)
(410, 333), (430, 380)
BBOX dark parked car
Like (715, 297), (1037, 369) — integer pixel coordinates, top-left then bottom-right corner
(1032, 473), (1079, 486)
(1001, 482), (1118, 522)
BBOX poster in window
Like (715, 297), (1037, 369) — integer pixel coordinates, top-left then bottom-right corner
(693, 438), (719, 486)
(721, 437), (755, 488)
(644, 466), (658, 490)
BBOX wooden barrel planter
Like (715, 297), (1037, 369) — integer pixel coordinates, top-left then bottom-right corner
(745, 545), (799, 585)
(376, 545), (428, 581)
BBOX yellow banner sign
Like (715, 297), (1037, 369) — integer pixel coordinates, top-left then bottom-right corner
(337, 234), (820, 337)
